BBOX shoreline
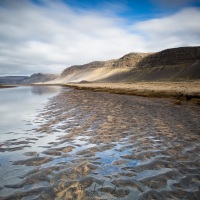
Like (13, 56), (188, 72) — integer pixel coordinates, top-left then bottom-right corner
(64, 81), (200, 104)
(0, 84), (17, 89)
(1, 82), (200, 104)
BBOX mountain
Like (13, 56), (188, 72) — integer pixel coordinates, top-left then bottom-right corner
(0, 76), (28, 85)
(0, 73), (58, 85)
(1, 46), (199, 85)
(21, 73), (58, 84)
(49, 46), (200, 84)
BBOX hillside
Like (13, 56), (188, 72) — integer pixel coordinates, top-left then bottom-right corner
(0, 76), (28, 85)
(21, 73), (58, 84)
(49, 46), (200, 84)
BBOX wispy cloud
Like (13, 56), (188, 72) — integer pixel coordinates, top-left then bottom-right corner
(0, 0), (199, 75)
(133, 7), (200, 49)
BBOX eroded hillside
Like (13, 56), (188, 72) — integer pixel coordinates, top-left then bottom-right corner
(49, 46), (200, 84)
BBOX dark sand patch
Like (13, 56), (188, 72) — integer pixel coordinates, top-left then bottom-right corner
(24, 151), (39, 156)
(0, 85), (17, 89)
(13, 156), (53, 166)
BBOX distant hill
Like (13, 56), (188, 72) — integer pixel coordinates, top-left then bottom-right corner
(0, 73), (58, 85)
(21, 73), (58, 84)
(0, 76), (28, 85)
(49, 46), (200, 84)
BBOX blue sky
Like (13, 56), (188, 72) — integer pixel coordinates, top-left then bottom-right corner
(32, 0), (200, 18)
(0, 0), (200, 75)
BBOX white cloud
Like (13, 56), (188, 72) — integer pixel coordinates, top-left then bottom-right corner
(0, 0), (145, 75)
(133, 7), (200, 50)
(151, 0), (200, 8)
(0, 0), (199, 76)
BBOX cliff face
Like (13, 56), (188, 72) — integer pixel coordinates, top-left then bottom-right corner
(112, 52), (151, 68)
(103, 46), (200, 82)
(137, 47), (200, 68)
(50, 46), (200, 84)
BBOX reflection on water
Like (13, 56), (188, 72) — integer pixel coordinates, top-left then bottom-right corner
(0, 86), (60, 196)
(31, 86), (60, 95)
(0, 86), (60, 136)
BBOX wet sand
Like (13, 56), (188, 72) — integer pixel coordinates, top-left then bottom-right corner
(0, 85), (17, 89)
(0, 87), (200, 199)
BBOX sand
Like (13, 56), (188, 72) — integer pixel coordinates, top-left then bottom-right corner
(1, 87), (200, 199)
(0, 85), (17, 89)
(64, 81), (200, 104)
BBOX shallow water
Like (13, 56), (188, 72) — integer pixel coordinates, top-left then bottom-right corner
(0, 87), (200, 199)
(0, 86), (60, 196)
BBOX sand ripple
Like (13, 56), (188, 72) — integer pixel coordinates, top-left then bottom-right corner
(0, 88), (200, 199)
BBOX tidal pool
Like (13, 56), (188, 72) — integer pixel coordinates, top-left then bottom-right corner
(0, 87), (200, 199)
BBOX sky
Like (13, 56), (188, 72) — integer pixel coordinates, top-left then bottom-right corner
(0, 0), (200, 76)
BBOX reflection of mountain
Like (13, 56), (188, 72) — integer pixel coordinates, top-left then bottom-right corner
(31, 86), (59, 95)
(49, 46), (200, 84)
(0, 73), (58, 85)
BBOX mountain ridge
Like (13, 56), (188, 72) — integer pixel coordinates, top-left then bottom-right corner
(0, 73), (58, 85)
(49, 46), (200, 84)
(1, 46), (200, 85)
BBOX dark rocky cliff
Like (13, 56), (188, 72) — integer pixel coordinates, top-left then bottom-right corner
(137, 46), (200, 68)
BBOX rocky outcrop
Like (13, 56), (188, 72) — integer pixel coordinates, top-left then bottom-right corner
(136, 46), (200, 68)
(112, 52), (151, 68)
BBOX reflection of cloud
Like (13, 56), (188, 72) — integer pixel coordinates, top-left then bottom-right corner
(0, 86), (59, 133)
(0, 0), (199, 76)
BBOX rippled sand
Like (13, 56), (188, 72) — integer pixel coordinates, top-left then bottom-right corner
(1, 88), (200, 199)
